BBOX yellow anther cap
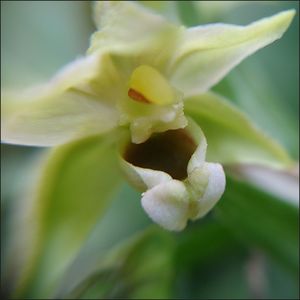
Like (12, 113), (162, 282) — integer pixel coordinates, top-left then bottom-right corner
(128, 65), (174, 105)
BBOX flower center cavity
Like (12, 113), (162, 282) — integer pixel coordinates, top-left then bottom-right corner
(124, 129), (197, 180)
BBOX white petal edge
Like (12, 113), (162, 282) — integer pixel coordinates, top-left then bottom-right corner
(141, 180), (190, 231)
(191, 162), (226, 220)
(186, 118), (208, 174)
(119, 159), (172, 191)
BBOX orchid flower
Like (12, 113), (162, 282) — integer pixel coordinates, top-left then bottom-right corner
(1, 1), (294, 234)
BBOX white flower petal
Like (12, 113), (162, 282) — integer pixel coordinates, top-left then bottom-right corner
(141, 180), (189, 231)
(191, 162), (226, 220)
(169, 10), (295, 96)
(118, 121), (225, 230)
(119, 159), (172, 191)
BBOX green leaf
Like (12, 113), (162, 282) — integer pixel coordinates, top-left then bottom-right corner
(175, 1), (200, 27)
(174, 252), (252, 299)
(173, 218), (252, 299)
(265, 256), (299, 299)
(174, 218), (246, 271)
(66, 227), (174, 299)
(16, 134), (123, 298)
(53, 182), (151, 298)
(215, 176), (299, 277)
(185, 92), (293, 168)
(173, 218), (299, 299)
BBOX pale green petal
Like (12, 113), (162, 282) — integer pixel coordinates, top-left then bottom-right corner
(184, 92), (293, 168)
(169, 10), (295, 96)
(141, 180), (189, 231)
(16, 134), (122, 298)
(2, 92), (118, 146)
(1, 55), (119, 146)
(89, 1), (180, 69)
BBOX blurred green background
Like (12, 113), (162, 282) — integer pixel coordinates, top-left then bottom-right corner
(1, 1), (299, 299)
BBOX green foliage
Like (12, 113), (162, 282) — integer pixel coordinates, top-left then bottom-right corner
(216, 176), (299, 277)
(19, 135), (122, 298)
(66, 228), (174, 299)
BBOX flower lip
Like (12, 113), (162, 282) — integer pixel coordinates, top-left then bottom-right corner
(124, 128), (197, 180)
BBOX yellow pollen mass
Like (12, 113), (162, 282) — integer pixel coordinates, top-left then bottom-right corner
(128, 65), (174, 105)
